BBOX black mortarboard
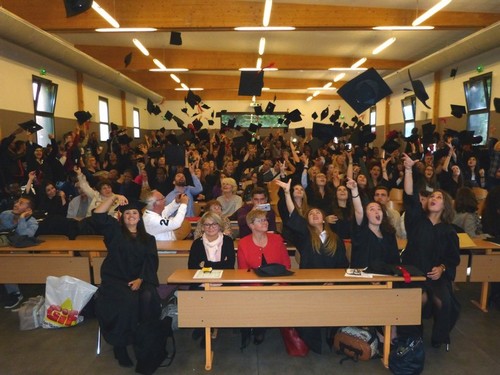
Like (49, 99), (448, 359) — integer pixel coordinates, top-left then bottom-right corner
(232, 135), (247, 150)
(63, 0), (93, 17)
(312, 122), (336, 144)
(117, 131), (133, 145)
(265, 102), (276, 114)
(459, 130), (482, 146)
(117, 200), (147, 214)
(408, 70), (431, 109)
(172, 115), (185, 129)
(163, 110), (173, 121)
(248, 123), (259, 133)
(147, 99), (155, 114)
(320, 106), (329, 121)
(238, 71), (264, 96)
(110, 122), (119, 132)
(351, 116), (359, 124)
(152, 105), (161, 115)
(295, 127), (306, 138)
(312, 112), (318, 120)
(338, 68), (393, 114)
(74, 110), (92, 125)
(215, 110), (227, 118)
(284, 118), (291, 126)
(277, 117), (284, 125)
(329, 109), (341, 123)
(450, 68), (458, 78)
(361, 125), (376, 144)
(285, 109), (302, 123)
(192, 118), (203, 131)
(227, 118), (236, 128)
(451, 104), (466, 119)
(208, 119), (215, 126)
(185, 90), (202, 109)
(191, 112), (199, 118)
(18, 120), (43, 134)
(421, 122), (436, 144)
(494, 97), (500, 113)
(170, 31), (182, 46)
(235, 125), (242, 131)
(254, 263), (294, 277)
(381, 139), (401, 154)
(201, 103), (210, 110)
(254, 105), (263, 116)
(332, 122), (343, 138)
(444, 128), (460, 138)
(124, 52), (133, 68)
(198, 129), (210, 142)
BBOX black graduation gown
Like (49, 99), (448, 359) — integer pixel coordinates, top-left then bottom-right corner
(93, 212), (160, 347)
(351, 223), (400, 270)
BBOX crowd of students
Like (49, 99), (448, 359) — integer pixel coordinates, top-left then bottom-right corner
(1, 117), (500, 367)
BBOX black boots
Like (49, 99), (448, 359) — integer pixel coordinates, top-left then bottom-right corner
(113, 346), (133, 367)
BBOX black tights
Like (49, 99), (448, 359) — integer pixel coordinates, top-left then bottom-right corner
(138, 287), (160, 322)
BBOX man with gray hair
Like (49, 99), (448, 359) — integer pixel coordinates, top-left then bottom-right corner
(143, 189), (188, 241)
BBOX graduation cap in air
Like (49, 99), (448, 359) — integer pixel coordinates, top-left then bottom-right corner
(18, 120), (43, 134)
(117, 132), (133, 145)
(312, 122), (336, 144)
(277, 117), (284, 125)
(185, 90), (202, 109)
(459, 130), (482, 146)
(110, 122), (119, 132)
(329, 109), (341, 123)
(172, 115), (185, 129)
(201, 103), (210, 110)
(163, 110), (173, 121)
(192, 118), (203, 131)
(63, 0), (93, 17)
(451, 104), (466, 119)
(338, 68), (393, 114)
(232, 135), (248, 150)
(382, 139), (401, 154)
(494, 97), (500, 113)
(285, 109), (302, 123)
(170, 31), (182, 46)
(312, 112), (318, 120)
(444, 128), (460, 141)
(265, 102), (276, 114)
(248, 123), (259, 133)
(117, 200), (147, 214)
(124, 52), (133, 68)
(147, 99), (161, 115)
(353, 125), (376, 146)
(74, 110), (92, 125)
(408, 70), (431, 109)
(254, 105), (264, 116)
(421, 122), (437, 144)
(227, 118), (237, 129)
(238, 71), (264, 96)
(320, 106), (329, 121)
(208, 119), (215, 126)
(295, 127), (306, 138)
(197, 129), (210, 142)
(215, 110), (227, 118)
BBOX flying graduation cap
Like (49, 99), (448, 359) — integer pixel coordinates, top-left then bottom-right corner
(238, 71), (264, 96)
(74, 110), (92, 125)
(18, 120), (43, 134)
(408, 70), (431, 109)
(284, 109), (302, 123)
(185, 90), (202, 109)
(320, 106), (329, 121)
(124, 52), (133, 68)
(63, 0), (93, 17)
(338, 68), (393, 114)
(450, 104), (466, 118)
(265, 102), (276, 114)
(254, 105), (264, 116)
(147, 99), (161, 115)
(170, 31), (182, 46)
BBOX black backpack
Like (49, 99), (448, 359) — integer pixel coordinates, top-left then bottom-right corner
(133, 316), (176, 375)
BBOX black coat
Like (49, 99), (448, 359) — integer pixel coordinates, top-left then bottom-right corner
(351, 223), (400, 270)
(188, 235), (235, 270)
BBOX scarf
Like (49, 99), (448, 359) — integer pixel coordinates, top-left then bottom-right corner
(202, 232), (223, 262)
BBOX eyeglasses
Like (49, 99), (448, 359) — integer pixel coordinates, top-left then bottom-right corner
(202, 223), (219, 228)
(253, 218), (268, 224)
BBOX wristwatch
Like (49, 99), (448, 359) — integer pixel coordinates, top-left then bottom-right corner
(440, 264), (446, 272)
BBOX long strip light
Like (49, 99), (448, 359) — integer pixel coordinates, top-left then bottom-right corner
(373, 26), (434, 31)
(149, 68), (189, 72)
(170, 74), (181, 83)
(239, 67), (279, 71)
(312, 91), (321, 97)
(235, 26), (295, 31)
(256, 57), (262, 70)
(258, 37), (266, 55)
(329, 67), (367, 72)
(351, 57), (367, 69)
(153, 59), (167, 70)
(96, 27), (157, 32)
(263, 0), (273, 27)
(307, 87), (336, 91)
(306, 96), (313, 102)
(133, 38), (149, 56)
(334, 73), (346, 82)
(412, 0), (452, 26)
(180, 83), (189, 90)
(92, 2), (120, 28)
(175, 88), (204, 91)
(372, 37), (396, 55)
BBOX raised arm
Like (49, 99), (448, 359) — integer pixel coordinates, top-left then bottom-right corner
(402, 153), (416, 196)
(274, 179), (294, 215)
(94, 194), (126, 214)
(346, 177), (363, 225)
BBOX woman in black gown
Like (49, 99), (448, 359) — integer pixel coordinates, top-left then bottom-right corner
(93, 194), (160, 367)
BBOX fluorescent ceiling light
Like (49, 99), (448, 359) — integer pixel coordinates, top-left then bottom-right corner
(95, 28), (157, 32)
(175, 88), (203, 91)
(372, 26), (434, 30)
(329, 68), (367, 71)
(170, 74), (181, 83)
(256, 57), (262, 69)
(92, 2), (120, 28)
(234, 26), (295, 31)
(239, 67), (278, 71)
(306, 96), (313, 102)
(372, 37), (396, 55)
(412, 0), (452, 26)
(351, 57), (367, 69)
(259, 37), (266, 55)
(307, 87), (336, 91)
(133, 38), (149, 56)
(323, 82), (333, 89)
(180, 83), (189, 90)
(263, 0), (273, 27)
(153, 59), (167, 70)
(312, 91), (321, 97)
(262, 87), (270, 91)
(334, 73), (346, 82)
(149, 68), (189, 72)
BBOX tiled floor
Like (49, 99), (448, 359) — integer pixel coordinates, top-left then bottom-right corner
(1, 282), (499, 375)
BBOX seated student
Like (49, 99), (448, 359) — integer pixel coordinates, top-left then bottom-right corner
(216, 177), (242, 218)
(193, 200), (232, 239)
(236, 187), (276, 238)
(276, 180), (309, 246)
(143, 190), (188, 241)
(66, 182), (90, 221)
(452, 187), (482, 238)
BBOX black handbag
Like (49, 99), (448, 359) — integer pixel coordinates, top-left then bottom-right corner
(389, 336), (425, 375)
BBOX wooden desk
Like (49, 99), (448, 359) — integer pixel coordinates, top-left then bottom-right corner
(167, 269), (424, 370)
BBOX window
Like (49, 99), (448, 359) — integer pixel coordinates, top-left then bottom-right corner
(369, 105), (376, 133)
(220, 112), (288, 129)
(401, 96), (416, 138)
(32, 75), (58, 147)
(133, 108), (140, 138)
(464, 72), (492, 145)
(98, 97), (109, 142)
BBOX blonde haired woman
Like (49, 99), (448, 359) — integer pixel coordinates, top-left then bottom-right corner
(216, 177), (242, 217)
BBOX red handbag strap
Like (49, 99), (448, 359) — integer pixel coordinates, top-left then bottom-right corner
(396, 266), (412, 283)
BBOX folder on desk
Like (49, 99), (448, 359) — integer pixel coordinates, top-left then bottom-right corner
(193, 270), (223, 279)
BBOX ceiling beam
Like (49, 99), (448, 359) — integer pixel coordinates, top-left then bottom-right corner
(3, 0), (499, 31)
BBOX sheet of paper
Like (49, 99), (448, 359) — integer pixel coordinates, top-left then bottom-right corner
(345, 268), (373, 278)
(193, 269), (224, 279)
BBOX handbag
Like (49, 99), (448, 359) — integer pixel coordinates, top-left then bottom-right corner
(334, 327), (379, 362)
(389, 336), (425, 375)
(280, 327), (309, 357)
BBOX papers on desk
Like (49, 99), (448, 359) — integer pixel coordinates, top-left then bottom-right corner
(345, 268), (374, 278)
(193, 270), (224, 279)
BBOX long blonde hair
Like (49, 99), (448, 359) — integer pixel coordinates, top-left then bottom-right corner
(306, 208), (338, 255)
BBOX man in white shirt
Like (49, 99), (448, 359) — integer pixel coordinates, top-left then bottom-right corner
(143, 190), (188, 241)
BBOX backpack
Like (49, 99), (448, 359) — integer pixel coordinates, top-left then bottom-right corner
(133, 316), (176, 375)
(389, 336), (425, 375)
(18, 296), (45, 330)
(334, 327), (379, 363)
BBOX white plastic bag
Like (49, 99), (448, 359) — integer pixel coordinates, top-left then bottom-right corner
(43, 275), (97, 329)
